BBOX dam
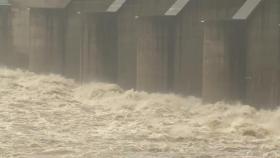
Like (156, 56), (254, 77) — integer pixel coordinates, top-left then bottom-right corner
(0, 0), (278, 108)
(0, 0), (279, 157)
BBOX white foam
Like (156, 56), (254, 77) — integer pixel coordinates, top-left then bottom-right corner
(0, 67), (279, 157)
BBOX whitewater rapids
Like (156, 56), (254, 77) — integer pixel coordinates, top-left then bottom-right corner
(0, 68), (279, 158)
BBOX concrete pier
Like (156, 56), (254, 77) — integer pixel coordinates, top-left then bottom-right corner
(64, 0), (118, 83)
(245, 0), (280, 108)
(136, 17), (174, 92)
(10, 7), (29, 68)
(173, 0), (246, 97)
(80, 13), (117, 83)
(29, 8), (64, 74)
(64, 9), (83, 80)
(9, 0), (70, 70)
(117, 0), (177, 90)
(0, 5), (11, 66)
(117, 0), (137, 89)
(172, 0), (203, 97)
(202, 20), (246, 103)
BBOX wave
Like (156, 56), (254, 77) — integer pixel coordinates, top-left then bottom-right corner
(0, 67), (279, 158)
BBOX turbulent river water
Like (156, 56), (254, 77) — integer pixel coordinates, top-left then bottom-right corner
(0, 68), (280, 158)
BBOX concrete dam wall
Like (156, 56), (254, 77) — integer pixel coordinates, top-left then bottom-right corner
(0, 0), (279, 108)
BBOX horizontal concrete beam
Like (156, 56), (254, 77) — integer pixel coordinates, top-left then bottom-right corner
(67, 0), (114, 13)
(11, 0), (71, 8)
(233, 0), (263, 20)
(107, 0), (126, 12)
(165, 0), (190, 16)
(0, 0), (10, 6)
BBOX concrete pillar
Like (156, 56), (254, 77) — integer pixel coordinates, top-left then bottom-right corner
(10, 7), (30, 68)
(245, 0), (280, 108)
(117, 1), (137, 89)
(0, 6), (11, 66)
(64, 10), (118, 83)
(117, 0), (177, 90)
(202, 20), (246, 103)
(136, 17), (174, 92)
(29, 8), (64, 74)
(173, 0), (246, 97)
(173, 1), (203, 97)
(64, 10), (83, 80)
(80, 13), (118, 83)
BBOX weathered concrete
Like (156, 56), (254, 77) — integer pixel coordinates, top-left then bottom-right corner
(173, 0), (246, 97)
(245, 0), (280, 108)
(29, 8), (65, 74)
(9, 0), (70, 71)
(233, 0), (263, 20)
(10, 7), (30, 68)
(64, 9), (83, 80)
(202, 20), (246, 103)
(117, 0), (176, 89)
(11, 0), (71, 8)
(67, 0), (114, 13)
(116, 1), (137, 89)
(64, 3), (118, 83)
(9, 0), (70, 70)
(107, 0), (126, 12)
(2, 0), (280, 109)
(0, 6), (11, 66)
(165, 0), (191, 16)
(136, 17), (174, 92)
(80, 13), (118, 83)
